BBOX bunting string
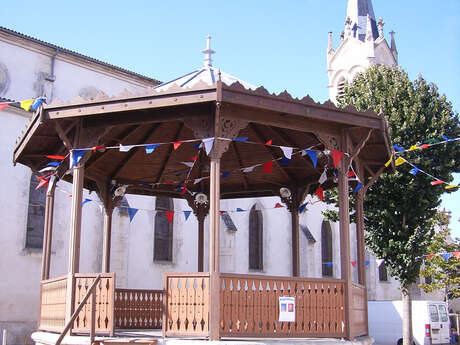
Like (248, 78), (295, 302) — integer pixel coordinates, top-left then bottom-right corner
(0, 97), (45, 112)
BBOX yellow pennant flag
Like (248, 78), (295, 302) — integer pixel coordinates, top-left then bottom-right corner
(409, 145), (419, 151)
(385, 154), (393, 167)
(445, 185), (458, 190)
(20, 99), (34, 111)
(395, 157), (407, 167)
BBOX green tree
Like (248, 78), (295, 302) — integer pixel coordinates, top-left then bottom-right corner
(419, 212), (460, 305)
(337, 65), (459, 345)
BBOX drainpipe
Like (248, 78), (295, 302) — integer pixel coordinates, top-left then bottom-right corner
(46, 48), (59, 82)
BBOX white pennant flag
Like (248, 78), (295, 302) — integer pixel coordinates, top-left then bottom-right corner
(202, 138), (214, 156)
(280, 146), (293, 160)
(242, 165), (257, 173)
(194, 177), (207, 184)
(119, 144), (134, 152)
(39, 166), (57, 173)
(181, 161), (195, 168)
(319, 169), (327, 185)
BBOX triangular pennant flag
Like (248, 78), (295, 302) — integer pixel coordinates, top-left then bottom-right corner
(453, 252), (460, 259)
(184, 210), (191, 221)
(354, 183), (363, 193)
(173, 141), (182, 150)
(47, 162), (60, 167)
(409, 167), (419, 175)
(427, 254), (435, 260)
(430, 180), (444, 186)
(145, 144), (160, 154)
(442, 253), (452, 261)
(39, 166), (57, 173)
(299, 203), (308, 214)
(219, 210), (226, 215)
(181, 161), (195, 168)
(20, 99), (34, 111)
(331, 150), (344, 168)
(46, 155), (66, 160)
(233, 137), (248, 142)
(393, 145), (405, 152)
(264, 139), (272, 146)
(274, 203), (283, 208)
(326, 262), (333, 268)
(263, 161), (273, 173)
(35, 178), (49, 190)
(351, 261), (357, 267)
(420, 144), (430, 149)
(280, 146), (293, 160)
(128, 208), (138, 223)
(165, 211), (174, 224)
(365, 260), (370, 266)
(305, 150), (317, 168)
(384, 154), (393, 167)
(394, 157), (407, 167)
(190, 155), (198, 161)
(445, 185), (458, 190)
(236, 208), (245, 212)
(409, 145), (419, 151)
(180, 183), (187, 195)
(242, 165), (256, 173)
(347, 171), (355, 177)
(82, 198), (91, 206)
(70, 149), (86, 168)
(319, 169), (327, 184)
(193, 177), (207, 184)
(92, 145), (106, 152)
(203, 138), (214, 155)
(193, 142), (202, 150)
(119, 144), (134, 152)
(280, 157), (290, 166)
(314, 186), (324, 201)
(221, 172), (230, 179)
(0, 102), (9, 111)
(31, 98), (44, 111)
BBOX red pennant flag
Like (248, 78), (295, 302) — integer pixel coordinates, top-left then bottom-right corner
(190, 155), (198, 161)
(331, 150), (345, 168)
(219, 210), (226, 214)
(165, 180), (173, 185)
(427, 254), (435, 260)
(0, 103), (9, 111)
(265, 139), (272, 146)
(274, 203), (283, 208)
(165, 211), (174, 224)
(351, 261), (357, 267)
(181, 182), (187, 195)
(263, 161), (273, 173)
(46, 155), (66, 160)
(430, 180), (444, 186)
(173, 141), (182, 150)
(314, 186), (324, 201)
(453, 252), (460, 259)
(420, 144), (430, 149)
(347, 171), (355, 177)
(35, 179), (49, 190)
(92, 145), (106, 152)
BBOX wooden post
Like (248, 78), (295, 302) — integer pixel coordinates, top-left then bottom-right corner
(290, 206), (300, 277)
(41, 175), (57, 281)
(338, 134), (352, 340)
(102, 205), (113, 273)
(198, 214), (205, 272)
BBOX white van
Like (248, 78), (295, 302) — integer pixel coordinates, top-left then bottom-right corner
(368, 300), (450, 345)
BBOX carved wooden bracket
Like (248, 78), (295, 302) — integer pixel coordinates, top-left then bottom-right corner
(185, 194), (210, 220)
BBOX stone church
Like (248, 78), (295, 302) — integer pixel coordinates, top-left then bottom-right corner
(0, 1), (445, 344)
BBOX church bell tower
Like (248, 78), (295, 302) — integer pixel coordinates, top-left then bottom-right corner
(327, 0), (398, 104)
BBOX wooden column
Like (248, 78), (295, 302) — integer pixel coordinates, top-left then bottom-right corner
(197, 213), (205, 272)
(338, 134), (352, 340)
(356, 162), (366, 286)
(41, 176), (57, 281)
(291, 209), (300, 277)
(102, 205), (114, 273)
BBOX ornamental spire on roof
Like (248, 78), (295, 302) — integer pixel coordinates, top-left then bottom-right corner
(201, 35), (215, 67)
(346, 0), (378, 41)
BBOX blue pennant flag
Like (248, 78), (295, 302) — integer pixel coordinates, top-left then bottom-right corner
(299, 203), (308, 214)
(233, 137), (248, 142)
(393, 145), (405, 152)
(236, 208), (245, 212)
(128, 208), (138, 223)
(305, 149), (317, 168)
(47, 162), (60, 167)
(192, 142), (201, 150)
(365, 260), (370, 266)
(184, 210), (191, 221)
(326, 262), (333, 267)
(31, 98), (44, 111)
(442, 135), (456, 142)
(82, 198), (91, 206)
(280, 157), (291, 166)
(354, 183), (363, 193)
(139, 182), (149, 186)
(176, 172), (183, 177)
(442, 253), (452, 261)
(221, 172), (230, 179)
(409, 167), (419, 175)
(145, 144), (160, 154)
(70, 149), (86, 168)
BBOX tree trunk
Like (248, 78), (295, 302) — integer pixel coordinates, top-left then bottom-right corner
(402, 288), (413, 345)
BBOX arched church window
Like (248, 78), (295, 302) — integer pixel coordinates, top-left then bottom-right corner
(337, 77), (347, 101)
(249, 204), (263, 270)
(321, 220), (333, 276)
(378, 262), (388, 281)
(154, 197), (173, 261)
(25, 174), (46, 249)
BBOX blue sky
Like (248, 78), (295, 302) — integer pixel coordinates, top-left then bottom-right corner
(2, 0), (459, 236)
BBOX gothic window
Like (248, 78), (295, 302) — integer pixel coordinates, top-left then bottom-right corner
(154, 197), (173, 261)
(378, 262), (388, 282)
(321, 220), (333, 277)
(25, 175), (46, 249)
(249, 205), (263, 270)
(337, 77), (347, 101)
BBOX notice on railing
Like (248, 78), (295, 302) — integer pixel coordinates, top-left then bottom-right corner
(278, 296), (295, 322)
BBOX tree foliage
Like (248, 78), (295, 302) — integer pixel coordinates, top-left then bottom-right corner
(337, 65), (460, 289)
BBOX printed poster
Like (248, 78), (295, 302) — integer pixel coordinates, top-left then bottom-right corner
(278, 296), (295, 322)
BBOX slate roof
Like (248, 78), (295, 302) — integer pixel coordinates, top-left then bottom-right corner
(346, 0), (379, 41)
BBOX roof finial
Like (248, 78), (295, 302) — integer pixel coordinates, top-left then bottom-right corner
(377, 18), (385, 38)
(201, 35), (215, 67)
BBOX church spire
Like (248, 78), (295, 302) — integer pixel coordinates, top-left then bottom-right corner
(346, 0), (379, 41)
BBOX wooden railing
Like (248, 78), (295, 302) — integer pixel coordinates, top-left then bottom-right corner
(114, 289), (163, 329)
(350, 283), (367, 339)
(72, 273), (115, 336)
(164, 273), (210, 337)
(39, 276), (68, 332)
(220, 274), (346, 338)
